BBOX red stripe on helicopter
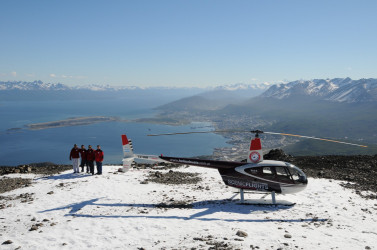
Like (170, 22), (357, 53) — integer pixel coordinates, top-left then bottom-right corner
(250, 138), (262, 150)
(121, 134), (129, 146)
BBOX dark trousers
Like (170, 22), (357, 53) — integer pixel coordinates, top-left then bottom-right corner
(96, 161), (102, 174)
(87, 161), (94, 175)
(80, 159), (87, 171)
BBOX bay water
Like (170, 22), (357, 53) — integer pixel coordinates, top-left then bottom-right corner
(0, 99), (229, 166)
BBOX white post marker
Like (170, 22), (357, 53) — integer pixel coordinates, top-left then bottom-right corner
(271, 191), (276, 205)
(240, 188), (244, 203)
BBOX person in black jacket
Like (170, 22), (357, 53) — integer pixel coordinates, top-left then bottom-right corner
(79, 145), (88, 173)
(86, 145), (96, 175)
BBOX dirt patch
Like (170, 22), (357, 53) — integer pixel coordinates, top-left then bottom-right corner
(0, 162), (72, 193)
(133, 162), (183, 170)
(0, 178), (32, 194)
(146, 170), (202, 185)
(0, 162), (72, 176)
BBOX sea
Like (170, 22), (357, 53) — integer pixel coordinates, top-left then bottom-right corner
(0, 99), (230, 166)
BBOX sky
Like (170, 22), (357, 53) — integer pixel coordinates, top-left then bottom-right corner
(1, 0), (376, 87)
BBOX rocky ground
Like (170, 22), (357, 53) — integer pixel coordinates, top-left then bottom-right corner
(1, 151), (377, 198)
(0, 162), (72, 194)
(264, 149), (377, 197)
(0, 163), (376, 249)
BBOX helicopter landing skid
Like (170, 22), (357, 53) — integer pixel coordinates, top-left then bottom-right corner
(235, 189), (295, 206)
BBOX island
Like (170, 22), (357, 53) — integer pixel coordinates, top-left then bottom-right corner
(26, 116), (122, 130)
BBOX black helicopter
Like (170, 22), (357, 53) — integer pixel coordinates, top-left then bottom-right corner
(120, 130), (367, 204)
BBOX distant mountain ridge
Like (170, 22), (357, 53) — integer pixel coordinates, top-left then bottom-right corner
(212, 82), (271, 91)
(0, 80), (70, 91)
(0, 80), (174, 91)
(0, 80), (205, 103)
(261, 77), (377, 103)
(157, 83), (272, 111)
(0, 80), (270, 92)
(0, 80), (272, 105)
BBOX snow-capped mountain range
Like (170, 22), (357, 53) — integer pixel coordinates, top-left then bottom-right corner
(0, 80), (69, 91)
(0, 80), (140, 91)
(2, 78), (377, 103)
(212, 82), (272, 91)
(261, 77), (377, 103)
(0, 80), (271, 92)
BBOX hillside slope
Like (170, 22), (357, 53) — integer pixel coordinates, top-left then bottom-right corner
(0, 163), (376, 249)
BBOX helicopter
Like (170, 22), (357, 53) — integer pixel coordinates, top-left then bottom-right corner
(120, 130), (367, 205)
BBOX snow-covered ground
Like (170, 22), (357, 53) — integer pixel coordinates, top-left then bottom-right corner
(1, 165), (376, 249)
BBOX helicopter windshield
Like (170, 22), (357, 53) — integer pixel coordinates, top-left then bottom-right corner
(287, 164), (307, 184)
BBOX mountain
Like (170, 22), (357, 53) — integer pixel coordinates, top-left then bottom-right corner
(155, 77), (377, 152)
(0, 80), (206, 105)
(158, 96), (223, 111)
(0, 80), (70, 91)
(157, 83), (271, 112)
(212, 82), (271, 92)
(261, 78), (377, 103)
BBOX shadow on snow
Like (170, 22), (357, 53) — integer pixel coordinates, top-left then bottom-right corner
(38, 197), (327, 223)
(35, 173), (93, 180)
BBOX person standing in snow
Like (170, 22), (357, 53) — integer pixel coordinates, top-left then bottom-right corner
(95, 145), (104, 175)
(69, 144), (80, 174)
(86, 145), (96, 175)
(79, 145), (88, 173)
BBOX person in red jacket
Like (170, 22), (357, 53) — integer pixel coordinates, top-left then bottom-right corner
(69, 144), (80, 173)
(95, 145), (104, 175)
(79, 145), (88, 173)
(86, 145), (96, 175)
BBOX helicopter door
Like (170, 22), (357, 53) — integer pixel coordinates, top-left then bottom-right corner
(261, 167), (275, 180)
(260, 166), (294, 183)
(275, 166), (294, 183)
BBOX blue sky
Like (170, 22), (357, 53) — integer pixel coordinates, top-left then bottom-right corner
(1, 0), (376, 87)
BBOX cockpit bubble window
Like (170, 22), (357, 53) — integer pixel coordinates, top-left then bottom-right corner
(287, 165), (307, 183)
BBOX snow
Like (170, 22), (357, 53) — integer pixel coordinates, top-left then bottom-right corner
(1, 165), (377, 249)
(213, 83), (271, 91)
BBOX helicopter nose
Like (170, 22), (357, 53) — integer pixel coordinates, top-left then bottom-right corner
(299, 175), (308, 185)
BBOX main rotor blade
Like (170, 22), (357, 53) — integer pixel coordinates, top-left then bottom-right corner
(264, 131), (368, 148)
(147, 130), (245, 136)
(148, 129), (368, 148)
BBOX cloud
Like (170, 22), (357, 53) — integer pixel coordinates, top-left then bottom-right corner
(11, 71), (17, 77)
(26, 73), (35, 77)
(49, 73), (56, 78)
